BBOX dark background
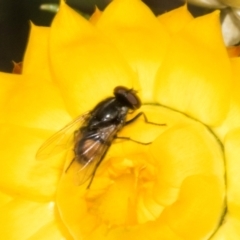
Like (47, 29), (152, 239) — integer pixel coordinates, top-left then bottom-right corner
(0, 0), (208, 72)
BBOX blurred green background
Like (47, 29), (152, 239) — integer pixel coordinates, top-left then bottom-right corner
(0, 0), (208, 72)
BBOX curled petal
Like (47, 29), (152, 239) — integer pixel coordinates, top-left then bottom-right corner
(211, 215), (240, 239)
(159, 175), (224, 239)
(208, 129), (240, 238)
(225, 129), (240, 220)
(214, 58), (240, 139)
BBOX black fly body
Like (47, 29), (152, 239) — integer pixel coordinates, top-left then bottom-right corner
(37, 86), (165, 188)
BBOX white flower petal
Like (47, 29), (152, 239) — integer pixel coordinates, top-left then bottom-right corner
(187, 0), (226, 8)
(232, 7), (240, 20)
(220, 0), (240, 8)
(221, 8), (240, 45)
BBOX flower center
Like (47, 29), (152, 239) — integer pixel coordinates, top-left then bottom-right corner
(57, 105), (226, 239)
(84, 152), (158, 227)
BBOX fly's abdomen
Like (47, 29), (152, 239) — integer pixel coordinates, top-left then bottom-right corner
(77, 138), (104, 164)
(74, 126), (115, 166)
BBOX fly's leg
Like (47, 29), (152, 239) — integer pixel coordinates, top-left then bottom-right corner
(65, 158), (75, 172)
(86, 140), (111, 189)
(116, 112), (166, 145)
(86, 153), (106, 189)
(125, 112), (166, 126)
(115, 136), (152, 145)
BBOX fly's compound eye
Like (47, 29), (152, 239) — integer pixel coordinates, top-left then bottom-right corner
(114, 86), (141, 110)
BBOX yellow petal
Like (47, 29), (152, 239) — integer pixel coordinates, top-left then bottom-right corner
(159, 175), (224, 239)
(57, 105), (225, 239)
(211, 214), (240, 240)
(2, 73), (71, 131)
(214, 57), (240, 139)
(49, 1), (136, 117)
(225, 129), (240, 220)
(154, 11), (232, 126)
(23, 23), (51, 80)
(96, 0), (170, 102)
(0, 198), (55, 239)
(0, 72), (19, 122)
(89, 7), (102, 25)
(158, 5), (193, 35)
(0, 194), (71, 239)
(0, 124), (62, 200)
(0, 190), (13, 207)
(0, 1), (236, 239)
(150, 124), (224, 188)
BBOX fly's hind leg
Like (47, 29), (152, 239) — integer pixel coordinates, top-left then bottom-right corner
(115, 136), (152, 145)
(86, 139), (111, 189)
(86, 153), (106, 189)
(65, 158), (75, 172)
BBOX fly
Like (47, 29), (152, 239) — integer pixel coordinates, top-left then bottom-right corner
(36, 86), (165, 188)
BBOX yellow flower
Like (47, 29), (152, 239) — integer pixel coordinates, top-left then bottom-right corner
(0, 0), (240, 239)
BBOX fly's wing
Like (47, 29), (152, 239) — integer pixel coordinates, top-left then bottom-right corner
(70, 124), (121, 187)
(36, 112), (90, 160)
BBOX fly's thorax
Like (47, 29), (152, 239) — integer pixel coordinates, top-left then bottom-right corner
(119, 106), (128, 121)
(89, 99), (128, 128)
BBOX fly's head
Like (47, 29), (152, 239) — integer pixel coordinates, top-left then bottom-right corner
(114, 86), (141, 110)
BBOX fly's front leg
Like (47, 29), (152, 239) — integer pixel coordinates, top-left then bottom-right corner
(116, 112), (166, 145)
(125, 112), (166, 126)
